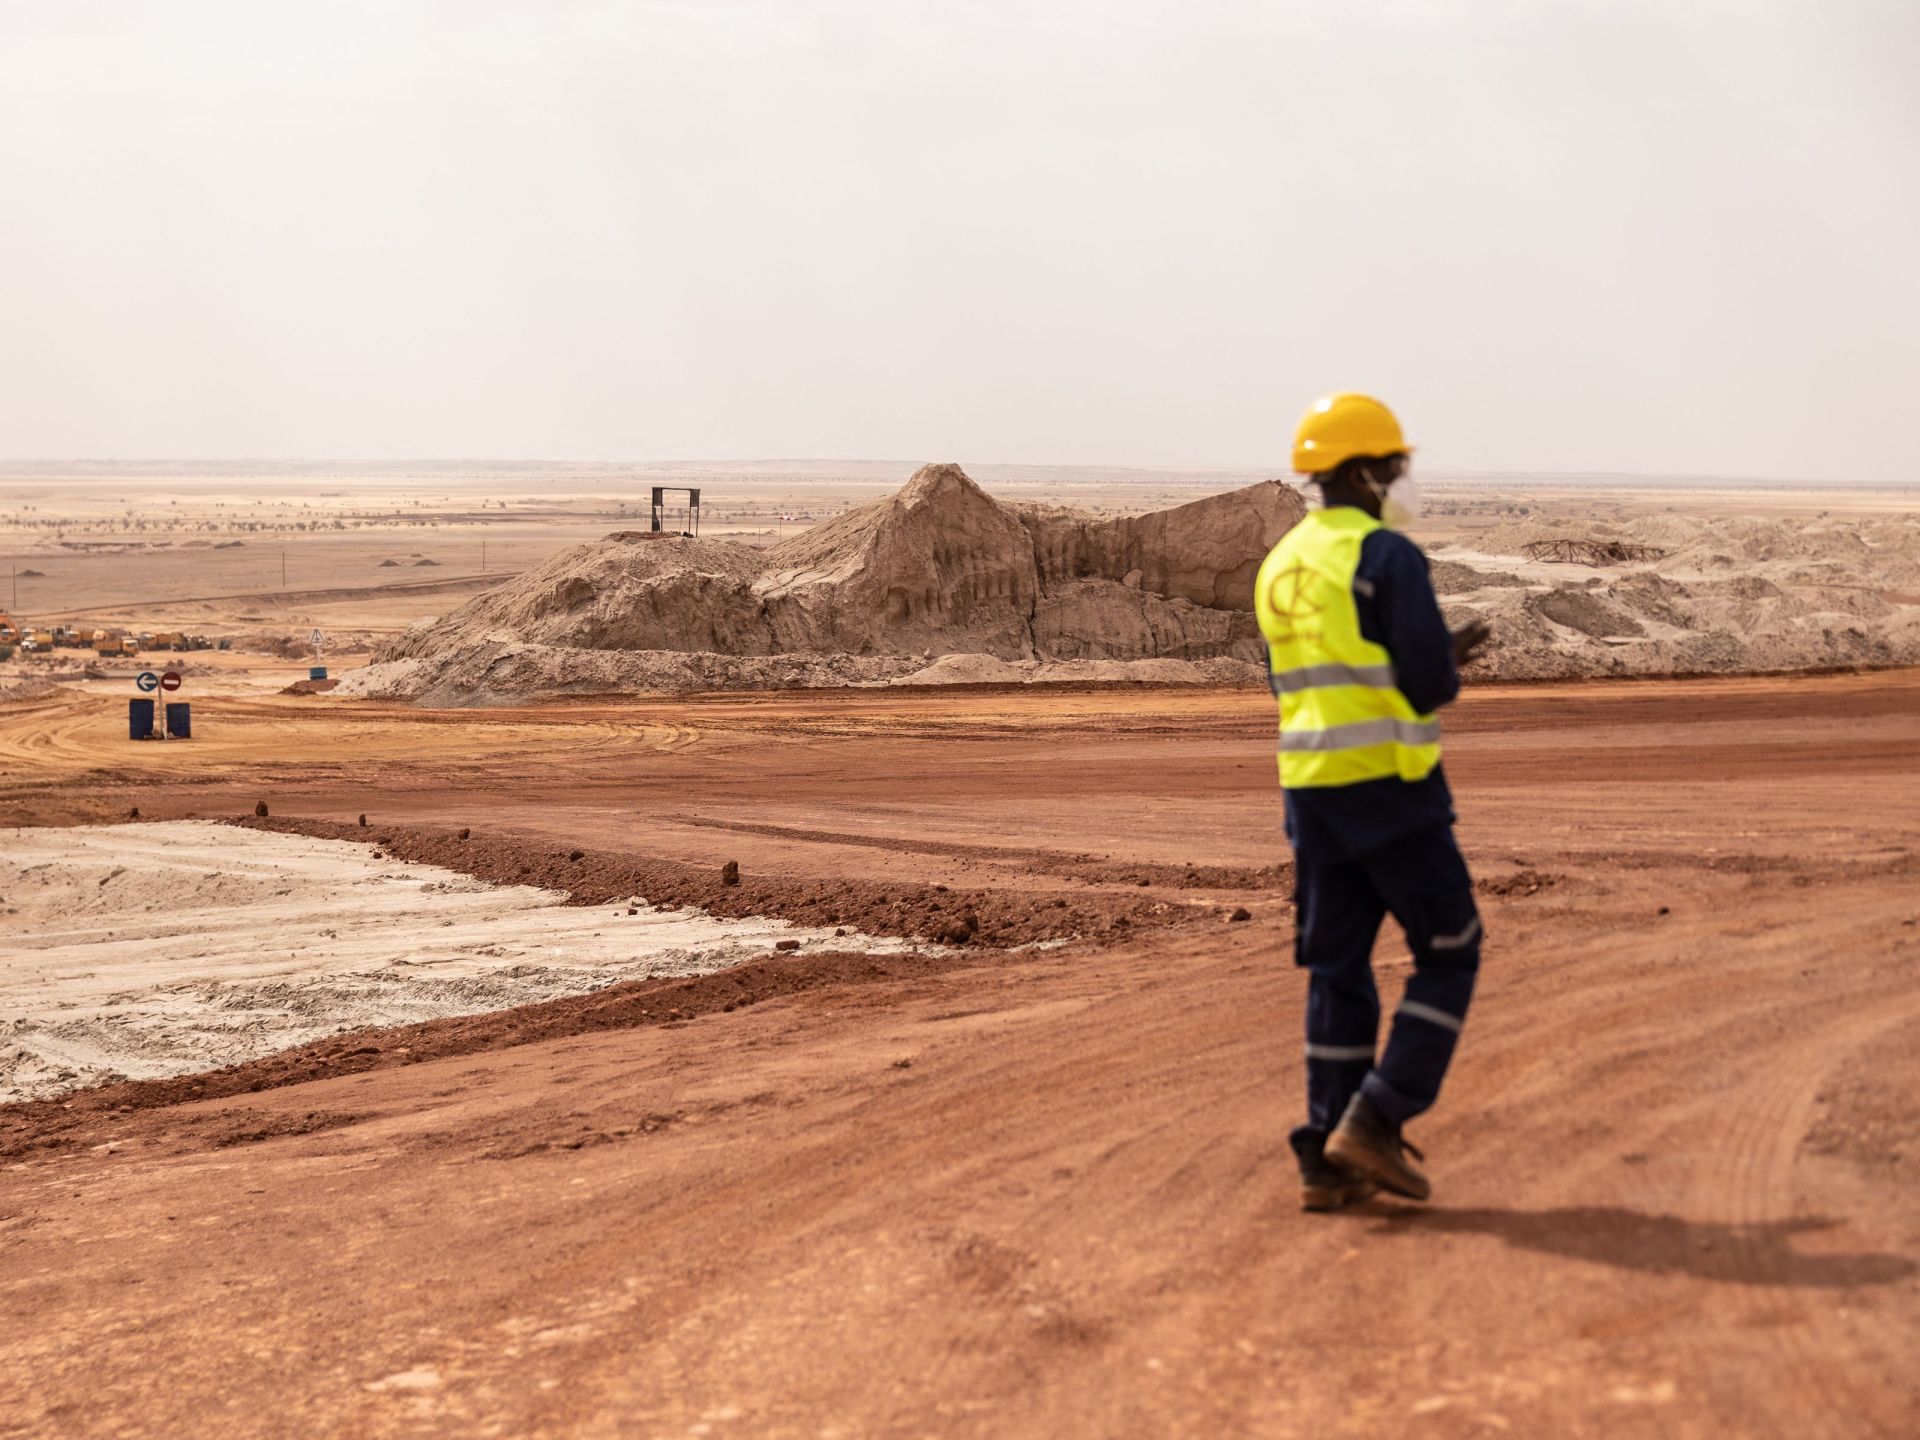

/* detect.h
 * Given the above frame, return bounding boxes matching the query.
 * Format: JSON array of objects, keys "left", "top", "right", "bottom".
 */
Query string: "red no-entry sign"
[{"left": 160, "top": 671, "right": 183, "bottom": 692}]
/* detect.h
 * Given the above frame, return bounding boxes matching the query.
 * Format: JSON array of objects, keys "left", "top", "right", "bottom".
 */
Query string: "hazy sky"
[{"left": 2, "top": 2, "right": 1916, "bottom": 479}]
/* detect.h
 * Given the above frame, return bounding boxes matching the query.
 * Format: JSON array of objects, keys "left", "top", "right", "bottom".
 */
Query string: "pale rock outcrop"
[
  {"left": 1014, "top": 481, "right": 1305, "bottom": 610},
  {"left": 1031, "top": 580, "right": 1263, "bottom": 662}
]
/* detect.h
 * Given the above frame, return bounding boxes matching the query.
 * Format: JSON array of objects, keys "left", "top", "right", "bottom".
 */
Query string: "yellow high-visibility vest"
[{"left": 1254, "top": 507, "right": 1442, "bottom": 789}]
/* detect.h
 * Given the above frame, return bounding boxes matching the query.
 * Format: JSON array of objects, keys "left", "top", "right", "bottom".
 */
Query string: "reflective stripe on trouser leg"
[
  {"left": 1295, "top": 848, "right": 1387, "bottom": 1133},
  {"left": 1306, "top": 974, "right": 1379, "bottom": 1135},
  {"left": 1357, "top": 825, "right": 1483, "bottom": 1127}
]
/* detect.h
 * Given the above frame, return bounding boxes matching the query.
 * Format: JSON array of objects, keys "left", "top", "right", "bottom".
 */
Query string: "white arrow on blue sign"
[{"left": 136, "top": 671, "right": 160, "bottom": 693}]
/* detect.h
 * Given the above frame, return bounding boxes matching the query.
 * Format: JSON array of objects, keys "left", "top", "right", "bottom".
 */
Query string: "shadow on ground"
[{"left": 1371, "top": 1206, "right": 1915, "bottom": 1288}]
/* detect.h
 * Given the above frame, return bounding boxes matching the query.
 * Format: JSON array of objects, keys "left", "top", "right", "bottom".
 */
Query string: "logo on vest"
[{"left": 1263, "top": 562, "right": 1324, "bottom": 643}]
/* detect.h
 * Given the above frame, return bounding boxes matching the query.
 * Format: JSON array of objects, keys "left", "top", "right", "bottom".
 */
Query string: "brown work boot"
[
  {"left": 1290, "top": 1128, "right": 1377, "bottom": 1212},
  {"left": 1325, "top": 1093, "right": 1430, "bottom": 1202}
]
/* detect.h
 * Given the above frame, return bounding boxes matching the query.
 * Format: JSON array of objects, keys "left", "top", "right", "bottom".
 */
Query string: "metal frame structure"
[
  {"left": 1519, "top": 538, "right": 1664, "bottom": 567},
  {"left": 650, "top": 486, "right": 702, "bottom": 537}
]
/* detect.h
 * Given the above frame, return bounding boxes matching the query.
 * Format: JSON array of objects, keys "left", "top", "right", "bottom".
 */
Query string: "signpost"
[{"left": 131, "top": 670, "right": 184, "bottom": 738}]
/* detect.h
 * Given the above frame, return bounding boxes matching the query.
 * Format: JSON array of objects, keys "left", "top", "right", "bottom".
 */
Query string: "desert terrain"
[
  {"left": 6, "top": 462, "right": 1915, "bottom": 700},
  {"left": 2, "top": 466, "right": 1918, "bottom": 1438}
]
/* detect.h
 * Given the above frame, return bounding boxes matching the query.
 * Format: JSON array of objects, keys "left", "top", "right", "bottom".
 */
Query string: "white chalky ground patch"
[{"left": 1, "top": 821, "right": 913, "bottom": 1102}]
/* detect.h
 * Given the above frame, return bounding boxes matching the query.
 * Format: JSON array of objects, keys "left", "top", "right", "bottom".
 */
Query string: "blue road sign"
[{"left": 136, "top": 671, "right": 160, "bottom": 693}]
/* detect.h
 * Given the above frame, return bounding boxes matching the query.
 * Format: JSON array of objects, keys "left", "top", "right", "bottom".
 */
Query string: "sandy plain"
[{"left": 2, "top": 466, "right": 1918, "bottom": 1438}]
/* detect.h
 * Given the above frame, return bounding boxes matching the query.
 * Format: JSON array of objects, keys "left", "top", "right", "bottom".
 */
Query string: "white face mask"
[{"left": 1380, "top": 473, "right": 1422, "bottom": 531}]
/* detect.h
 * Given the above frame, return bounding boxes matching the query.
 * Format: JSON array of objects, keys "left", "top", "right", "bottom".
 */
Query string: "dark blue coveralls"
[{"left": 1282, "top": 512, "right": 1482, "bottom": 1149}]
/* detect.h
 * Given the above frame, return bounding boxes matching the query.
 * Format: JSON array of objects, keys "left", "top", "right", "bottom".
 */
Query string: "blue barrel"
[
  {"left": 165, "top": 702, "right": 191, "bottom": 739},
  {"left": 309, "top": 666, "right": 328, "bottom": 681},
  {"left": 129, "top": 698, "right": 155, "bottom": 740}
]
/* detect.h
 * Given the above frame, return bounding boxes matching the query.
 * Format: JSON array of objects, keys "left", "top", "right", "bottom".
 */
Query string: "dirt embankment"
[{"left": 233, "top": 815, "right": 1220, "bottom": 947}]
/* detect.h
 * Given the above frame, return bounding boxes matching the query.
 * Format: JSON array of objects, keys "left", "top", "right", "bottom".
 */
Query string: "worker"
[{"left": 1255, "top": 393, "right": 1490, "bottom": 1210}]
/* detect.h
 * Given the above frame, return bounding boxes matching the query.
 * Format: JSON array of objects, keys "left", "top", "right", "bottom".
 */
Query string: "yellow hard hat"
[{"left": 1292, "top": 392, "right": 1411, "bottom": 474}]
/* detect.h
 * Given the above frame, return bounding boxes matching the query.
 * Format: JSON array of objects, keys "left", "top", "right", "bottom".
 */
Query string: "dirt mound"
[
  {"left": 366, "top": 464, "right": 1303, "bottom": 702},
  {"left": 898, "top": 653, "right": 1029, "bottom": 685},
  {"left": 0, "top": 677, "right": 60, "bottom": 703}
]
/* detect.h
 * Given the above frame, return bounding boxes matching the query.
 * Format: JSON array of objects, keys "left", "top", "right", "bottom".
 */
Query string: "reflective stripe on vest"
[
  {"left": 1254, "top": 507, "right": 1442, "bottom": 789},
  {"left": 1278, "top": 717, "right": 1442, "bottom": 752},
  {"left": 1268, "top": 661, "right": 1399, "bottom": 695}
]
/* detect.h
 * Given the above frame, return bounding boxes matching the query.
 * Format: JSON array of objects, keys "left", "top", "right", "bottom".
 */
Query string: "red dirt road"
[{"left": 3, "top": 672, "right": 1919, "bottom": 1438}]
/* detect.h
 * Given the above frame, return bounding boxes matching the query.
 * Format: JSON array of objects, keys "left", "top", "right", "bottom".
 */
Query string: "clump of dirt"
[{"left": 1478, "top": 869, "right": 1562, "bottom": 898}]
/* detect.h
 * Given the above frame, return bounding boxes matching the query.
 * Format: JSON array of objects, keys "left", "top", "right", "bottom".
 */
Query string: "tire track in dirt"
[{"left": 1717, "top": 989, "right": 1920, "bottom": 1438}]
